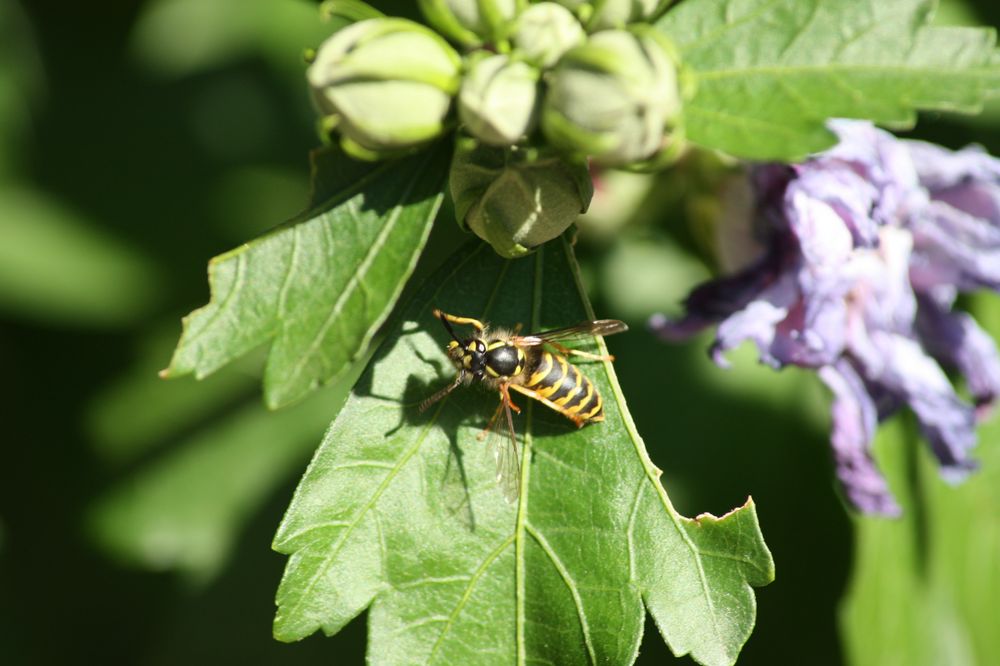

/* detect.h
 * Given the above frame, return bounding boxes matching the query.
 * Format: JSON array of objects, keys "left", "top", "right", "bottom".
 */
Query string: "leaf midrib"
[
  {"left": 282, "top": 149, "right": 439, "bottom": 390},
  {"left": 694, "top": 62, "right": 994, "bottom": 80}
]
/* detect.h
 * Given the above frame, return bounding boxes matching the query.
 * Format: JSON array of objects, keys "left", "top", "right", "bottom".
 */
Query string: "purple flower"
[{"left": 650, "top": 121, "right": 1000, "bottom": 515}]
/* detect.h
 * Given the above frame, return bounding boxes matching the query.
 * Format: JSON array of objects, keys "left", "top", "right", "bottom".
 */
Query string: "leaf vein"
[
  {"left": 673, "top": 0, "right": 787, "bottom": 53},
  {"left": 277, "top": 224, "right": 301, "bottom": 319},
  {"left": 282, "top": 176, "right": 413, "bottom": 389},
  {"left": 525, "top": 522, "right": 597, "bottom": 665},
  {"left": 278, "top": 417, "right": 440, "bottom": 623},
  {"left": 427, "top": 534, "right": 515, "bottom": 664}
]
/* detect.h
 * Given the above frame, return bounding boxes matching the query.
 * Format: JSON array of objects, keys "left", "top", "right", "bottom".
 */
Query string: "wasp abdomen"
[{"left": 525, "top": 351, "right": 603, "bottom": 424}]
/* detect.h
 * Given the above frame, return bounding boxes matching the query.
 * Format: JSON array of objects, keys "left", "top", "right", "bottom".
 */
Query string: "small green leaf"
[
  {"left": 87, "top": 326, "right": 259, "bottom": 463},
  {"left": 88, "top": 384, "right": 344, "bottom": 582},
  {"left": 320, "top": 0, "right": 385, "bottom": 23},
  {"left": 0, "top": 186, "right": 161, "bottom": 326},
  {"left": 164, "top": 142, "right": 449, "bottom": 408},
  {"left": 272, "top": 237, "right": 774, "bottom": 665},
  {"left": 659, "top": 0, "right": 1000, "bottom": 160},
  {"left": 130, "top": 0, "right": 341, "bottom": 77}
]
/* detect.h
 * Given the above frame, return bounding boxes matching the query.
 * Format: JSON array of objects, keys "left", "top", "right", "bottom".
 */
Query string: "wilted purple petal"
[
  {"left": 765, "top": 292, "right": 847, "bottom": 368},
  {"left": 787, "top": 165, "right": 880, "bottom": 248},
  {"left": 710, "top": 272, "right": 798, "bottom": 368},
  {"left": 909, "top": 201, "right": 1000, "bottom": 291},
  {"left": 819, "top": 361, "right": 901, "bottom": 516},
  {"left": 827, "top": 119, "right": 923, "bottom": 226},
  {"left": 855, "top": 227, "right": 916, "bottom": 335},
  {"left": 916, "top": 294, "right": 1000, "bottom": 415},
  {"left": 648, "top": 247, "right": 785, "bottom": 341},
  {"left": 934, "top": 180, "right": 1000, "bottom": 222},
  {"left": 904, "top": 140, "right": 1000, "bottom": 193},
  {"left": 858, "top": 331, "right": 978, "bottom": 479}
]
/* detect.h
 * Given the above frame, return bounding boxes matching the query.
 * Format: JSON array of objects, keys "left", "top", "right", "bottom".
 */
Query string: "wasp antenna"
[
  {"left": 433, "top": 309, "right": 461, "bottom": 343},
  {"left": 419, "top": 374, "right": 464, "bottom": 412}
]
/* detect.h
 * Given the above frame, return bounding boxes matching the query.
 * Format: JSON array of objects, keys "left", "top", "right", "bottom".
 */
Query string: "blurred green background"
[{"left": 2, "top": 0, "right": 999, "bottom": 664}]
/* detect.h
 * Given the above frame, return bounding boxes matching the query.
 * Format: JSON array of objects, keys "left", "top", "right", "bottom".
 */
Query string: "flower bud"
[
  {"left": 307, "top": 18, "right": 461, "bottom": 156},
  {"left": 512, "top": 3, "right": 585, "bottom": 68},
  {"left": 541, "top": 27, "right": 682, "bottom": 166},
  {"left": 418, "top": 0, "right": 524, "bottom": 47},
  {"left": 451, "top": 139, "right": 593, "bottom": 257},
  {"left": 554, "top": 0, "right": 668, "bottom": 30},
  {"left": 459, "top": 54, "right": 540, "bottom": 146}
]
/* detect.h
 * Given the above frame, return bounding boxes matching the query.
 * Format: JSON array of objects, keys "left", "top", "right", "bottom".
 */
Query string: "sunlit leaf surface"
[
  {"left": 164, "top": 143, "right": 449, "bottom": 408},
  {"left": 661, "top": 0, "right": 1000, "bottom": 160},
  {"left": 273, "top": 238, "right": 774, "bottom": 666}
]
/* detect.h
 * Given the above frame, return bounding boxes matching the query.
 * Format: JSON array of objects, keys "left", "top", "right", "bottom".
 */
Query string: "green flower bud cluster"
[{"left": 305, "top": 2, "right": 691, "bottom": 255}]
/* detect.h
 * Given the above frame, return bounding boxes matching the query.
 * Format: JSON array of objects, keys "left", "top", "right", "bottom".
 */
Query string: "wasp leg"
[
  {"left": 508, "top": 383, "right": 587, "bottom": 428},
  {"left": 478, "top": 384, "right": 521, "bottom": 441},
  {"left": 545, "top": 340, "right": 614, "bottom": 362},
  {"left": 433, "top": 309, "right": 485, "bottom": 331},
  {"left": 478, "top": 401, "right": 504, "bottom": 442},
  {"left": 501, "top": 383, "right": 521, "bottom": 414}
]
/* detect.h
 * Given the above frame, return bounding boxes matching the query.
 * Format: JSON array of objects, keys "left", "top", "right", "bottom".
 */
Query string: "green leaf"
[
  {"left": 130, "top": 0, "right": 341, "bottom": 77},
  {"left": 272, "top": 237, "right": 774, "bottom": 666},
  {"left": 88, "top": 382, "right": 347, "bottom": 582},
  {"left": 320, "top": 0, "right": 385, "bottom": 22},
  {"left": 840, "top": 294, "right": 1000, "bottom": 666},
  {"left": 87, "top": 326, "right": 260, "bottom": 463},
  {"left": 659, "top": 0, "right": 1000, "bottom": 160},
  {"left": 163, "top": 142, "right": 449, "bottom": 408},
  {"left": 0, "top": 186, "right": 162, "bottom": 326}
]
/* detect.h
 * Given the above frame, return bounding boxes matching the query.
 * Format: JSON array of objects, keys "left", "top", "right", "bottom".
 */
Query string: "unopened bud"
[
  {"left": 451, "top": 139, "right": 593, "bottom": 257},
  {"left": 459, "top": 54, "right": 540, "bottom": 145},
  {"left": 512, "top": 3, "right": 586, "bottom": 68},
  {"left": 553, "top": 0, "right": 669, "bottom": 30},
  {"left": 307, "top": 18, "right": 461, "bottom": 156},
  {"left": 419, "top": 0, "right": 524, "bottom": 47},
  {"left": 541, "top": 27, "right": 682, "bottom": 166}
]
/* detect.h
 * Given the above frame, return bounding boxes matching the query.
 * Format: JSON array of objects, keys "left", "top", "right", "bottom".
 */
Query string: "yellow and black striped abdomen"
[{"left": 523, "top": 351, "right": 603, "bottom": 424}]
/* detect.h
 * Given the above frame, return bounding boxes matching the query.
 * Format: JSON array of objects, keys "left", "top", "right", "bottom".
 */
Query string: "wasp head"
[{"left": 446, "top": 337, "right": 487, "bottom": 380}]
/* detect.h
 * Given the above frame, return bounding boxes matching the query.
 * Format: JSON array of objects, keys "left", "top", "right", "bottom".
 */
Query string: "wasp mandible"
[{"left": 420, "top": 309, "right": 628, "bottom": 501}]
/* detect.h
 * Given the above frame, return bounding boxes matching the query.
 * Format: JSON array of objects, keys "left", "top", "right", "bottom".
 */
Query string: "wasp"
[{"left": 419, "top": 308, "right": 628, "bottom": 501}]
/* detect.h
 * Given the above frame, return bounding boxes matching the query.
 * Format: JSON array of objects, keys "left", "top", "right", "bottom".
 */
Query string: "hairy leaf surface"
[
  {"left": 164, "top": 143, "right": 449, "bottom": 408},
  {"left": 273, "top": 238, "right": 774, "bottom": 666},
  {"left": 660, "top": 0, "right": 1000, "bottom": 160}
]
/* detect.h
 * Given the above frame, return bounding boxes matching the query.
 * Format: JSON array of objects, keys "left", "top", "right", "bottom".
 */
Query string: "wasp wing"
[
  {"left": 483, "top": 396, "right": 521, "bottom": 504},
  {"left": 516, "top": 319, "right": 628, "bottom": 347}
]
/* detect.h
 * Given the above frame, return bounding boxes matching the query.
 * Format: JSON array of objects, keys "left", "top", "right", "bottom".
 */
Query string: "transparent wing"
[
  {"left": 483, "top": 396, "right": 521, "bottom": 504},
  {"left": 516, "top": 319, "right": 628, "bottom": 347}
]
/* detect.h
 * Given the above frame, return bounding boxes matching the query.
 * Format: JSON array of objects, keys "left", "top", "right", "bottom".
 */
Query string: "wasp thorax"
[{"left": 485, "top": 343, "right": 521, "bottom": 377}]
